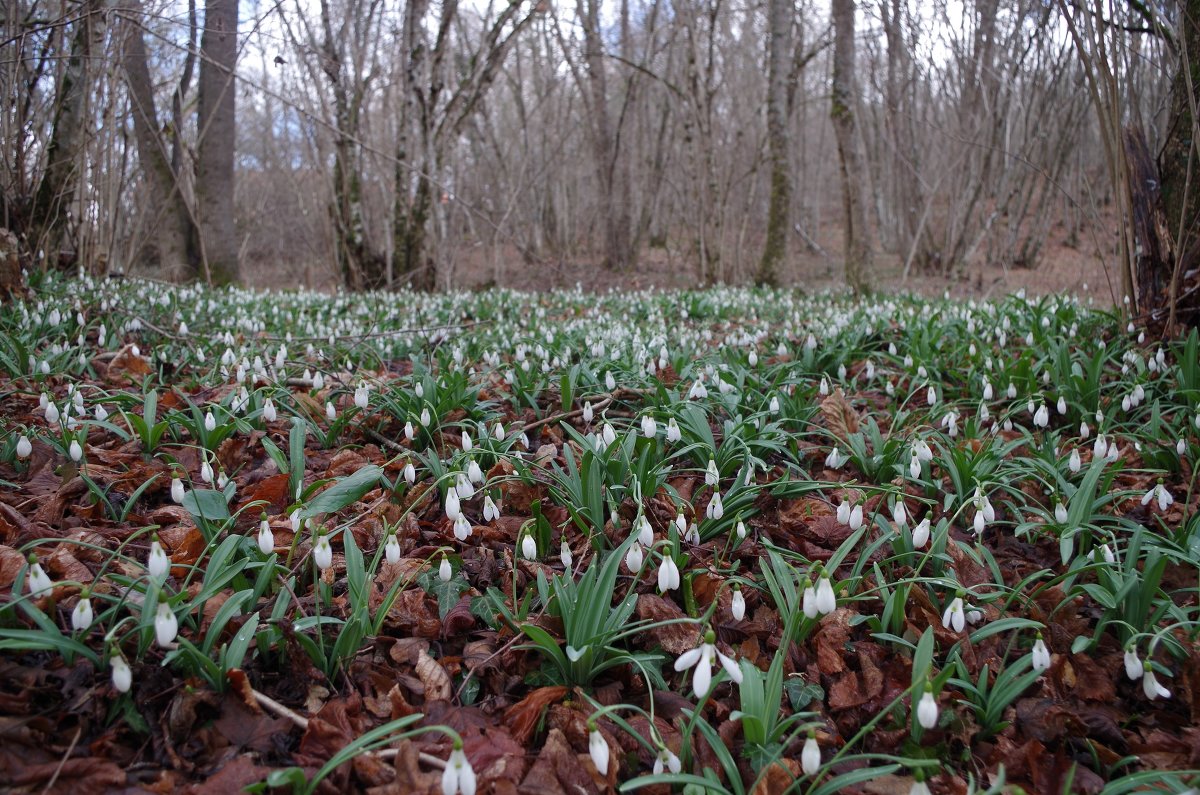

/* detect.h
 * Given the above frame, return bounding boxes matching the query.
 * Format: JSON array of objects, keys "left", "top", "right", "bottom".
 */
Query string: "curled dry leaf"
[{"left": 415, "top": 648, "right": 453, "bottom": 702}]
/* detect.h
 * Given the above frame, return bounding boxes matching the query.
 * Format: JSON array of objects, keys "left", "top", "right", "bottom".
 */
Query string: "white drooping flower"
[
  {"left": 1143, "top": 662, "right": 1171, "bottom": 700},
  {"left": 731, "top": 586, "right": 745, "bottom": 621},
  {"left": 439, "top": 556, "right": 453, "bottom": 582},
  {"left": 560, "top": 541, "right": 573, "bottom": 568},
  {"left": 911, "top": 516, "right": 931, "bottom": 548},
  {"left": 652, "top": 747, "right": 682, "bottom": 775},
  {"left": 825, "top": 447, "right": 846, "bottom": 469},
  {"left": 15, "top": 434, "right": 32, "bottom": 458},
  {"left": 1033, "top": 404, "right": 1050, "bottom": 428},
  {"left": 658, "top": 553, "right": 681, "bottom": 592},
  {"left": 706, "top": 491, "right": 724, "bottom": 520},
  {"left": 814, "top": 573, "right": 836, "bottom": 615},
  {"left": 1054, "top": 501, "right": 1068, "bottom": 524},
  {"left": 68, "top": 439, "right": 82, "bottom": 462},
  {"left": 482, "top": 496, "right": 499, "bottom": 522},
  {"left": 917, "top": 683, "right": 938, "bottom": 729},
  {"left": 455, "top": 473, "right": 474, "bottom": 500},
  {"left": 155, "top": 602, "right": 178, "bottom": 647},
  {"left": 971, "top": 488, "right": 995, "bottom": 536},
  {"left": 170, "top": 476, "right": 186, "bottom": 504},
  {"left": 404, "top": 462, "right": 417, "bottom": 485},
  {"left": 641, "top": 414, "right": 657, "bottom": 438},
  {"left": 45, "top": 401, "right": 60, "bottom": 425},
  {"left": 384, "top": 532, "right": 401, "bottom": 564},
  {"left": 262, "top": 399, "right": 277, "bottom": 423},
  {"left": 892, "top": 501, "right": 907, "bottom": 527},
  {"left": 1068, "top": 449, "right": 1081, "bottom": 473},
  {"left": 313, "top": 532, "right": 333, "bottom": 570},
  {"left": 71, "top": 592, "right": 93, "bottom": 631},
  {"left": 705, "top": 459, "right": 719, "bottom": 486},
  {"left": 204, "top": 410, "right": 216, "bottom": 432},
  {"left": 441, "top": 742, "right": 476, "bottom": 795},
  {"left": 601, "top": 423, "right": 616, "bottom": 447},
  {"left": 635, "top": 515, "right": 654, "bottom": 547},
  {"left": 520, "top": 534, "right": 537, "bottom": 560},
  {"left": 665, "top": 417, "right": 681, "bottom": 442},
  {"left": 735, "top": 520, "right": 747, "bottom": 541},
  {"left": 588, "top": 724, "right": 609, "bottom": 775},
  {"left": 26, "top": 556, "right": 52, "bottom": 598},
  {"left": 836, "top": 499, "right": 850, "bottom": 524},
  {"left": 453, "top": 515, "right": 472, "bottom": 541},
  {"left": 257, "top": 515, "right": 275, "bottom": 555},
  {"left": 674, "top": 629, "right": 743, "bottom": 699},
  {"left": 1124, "top": 646, "right": 1142, "bottom": 681},
  {"left": 909, "top": 452, "right": 922, "bottom": 479},
  {"left": 325, "top": 401, "right": 336, "bottom": 421},
  {"left": 445, "top": 489, "right": 461, "bottom": 521},
  {"left": 147, "top": 536, "right": 169, "bottom": 581},
  {"left": 1031, "top": 633, "right": 1051, "bottom": 672},
  {"left": 942, "top": 594, "right": 966, "bottom": 632},
  {"left": 466, "top": 459, "right": 484, "bottom": 484},
  {"left": 802, "top": 578, "right": 819, "bottom": 619},
  {"left": 354, "top": 383, "right": 369, "bottom": 409},
  {"left": 111, "top": 656, "right": 132, "bottom": 693},
  {"left": 404, "top": 421, "right": 416, "bottom": 441},
  {"left": 625, "top": 541, "right": 644, "bottom": 573},
  {"left": 1141, "top": 481, "right": 1174, "bottom": 511},
  {"left": 582, "top": 402, "right": 594, "bottom": 424},
  {"left": 801, "top": 733, "right": 820, "bottom": 776}
]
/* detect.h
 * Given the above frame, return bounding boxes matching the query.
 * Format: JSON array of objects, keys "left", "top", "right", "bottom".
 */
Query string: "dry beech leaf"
[
  {"left": 819, "top": 387, "right": 859, "bottom": 443},
  {"left": 416, "top": 648, "right": 453, "bottom": 702}
]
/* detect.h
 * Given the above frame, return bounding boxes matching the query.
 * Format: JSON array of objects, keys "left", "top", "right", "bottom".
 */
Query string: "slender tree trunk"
[
  {"left": 196, "top": 0, "right": 240, "bottom": 284},
  {"left": 758, "top": 0, "right": 791, "bottom": 285},
  {"left": 831, "top": 0, "right": 872, "bottom": 293},
  {"left": 122, "top": 14, "right": 196, "bottom": 278},
  {"left": 30, "top": 0, "right": 105, "bottom": 267}
]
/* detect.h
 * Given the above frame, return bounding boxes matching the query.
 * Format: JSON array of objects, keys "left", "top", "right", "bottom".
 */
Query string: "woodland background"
[{"left": 2, "top": 0, "right": 1199, "bottom": 318}]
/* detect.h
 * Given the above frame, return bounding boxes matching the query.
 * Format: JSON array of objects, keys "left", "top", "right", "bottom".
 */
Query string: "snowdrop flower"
[
  {"left": 1141, "top": 481, "right": 1174, "bottom": 511},
  {"left": 155, "top": 602, "right": 178, "bottom": 647},
  {"left": 848, "top": 504, "right": 863, "bottom": 530},
  {"left": 731, "top": 585, "right": 745, "bottom": 621},
  {"left": 912, "top": 516, "right": 931, "bottom": 548},
  {"left": 1031, "top": 632, "right": 1051, "bottom": 672},
  {"left": 917, "top": 682, "right": 939, "bottom": 729},
  {"left": 482, "top": 496, "right": 499, "bottom": 522},
  {"left": 1087, "top": 543, "right": 1116, "bottom": 565},
  {"left": 825, "top": 447, "right": 846, "bottom": 469},
  {"left": 68, "top": 439, "right": 82, "bottom": 462},
  {"left": 605, "top": 371, "right": 617, "bottom": 391},
  {"left": 802, "top": 578, "right": 819, "bottom": 619},
  {"left": 404, "top": 421, "right": 415, "bottom": 440},
  {"left": 445, "top": 490, "right": 461, "bottom": 521},
  {"left": 942, "top": 593, "right": 965, "bottom": 633},
  {"left": 801, "top": 733, "right": 820, "bottom": 776},
  {"left": 204, "top": 410, "right": 216, "bottom": 432},
  {"left": 313, "top": 532, "right": 333, "bottom": 570},
  {"left": 652, "top": 747, "right": 682, "bottom": 775},
  {"left": 658, "top": 553, "right": 681, "bottom": 592},
  {"left": 582, "top": 402, "right": 594, "bottom": 424},
  {"left": 461, "top": 430, "right": 473, "bottom": 452},
  {"left": 441, "top": 741, "right": 476, "bottom": 795},
  {"left": 631, "top": 515, "right": 652, "bottom": 547},
  {"left": 453, "top": 515, "right": 472, "bottom": 541},
  {"left": 971, "top": 488, "right": 995, "bottom": 536},
  {"left": 1057, "top": 396, "right": 1068, "bottom": 414},
  {"left": 384, "top": 532, "right": 400, "bottom": 564},
  {"left": 170, "top": 475, "right": 186, "bottom": 503},
  {"left": 735, "top": 520, "right": 747, "bottom": 541},
  {"left": 402, "top": 462, "right": 417, "bottom": 485},
  {"left": 819, "top": 377, "right": 830, "bottom": 396},
  {"left": 674, "top": 629, "right": 742, "bottom": 698},
  {"left": 420, "top": 407, "right": 431, "bottom": 426},
  {"left": 625, "top": 541, "right": 644, "bottom": 572},
  {"left": 815, "top": 573, "right": 836, "bottom": 615},
  {"left": 257, "top": 514, "right": 275, "bottom": 555},
  {"left": 836, "top": 499, "right": 850, "bottom": 524},
  {"left": 909, "top": 452, "right": 922, "bottom": 479},
  {"left": 892, "top": 501, "right": 907, "bottom": 527},
  {"left": 1124, "top": 646, "right": 1142, "bottom": 681},
  {"left": 707, "top": 492, "right": 724, "bottom": 520},
  {"left": 641, "top": 414, "right": 657, "bottom": 438},
  {"left": 927, "top": 385, "right": 937, "bottom": 406},
  {"left": 325, "top": 401, "right": 336, "bottom": 421},
  {"left": 588, "top": 723, "right": 609, "bottom": 775},
  {"left": 1080, "top": 421, "right": 1090, "bottom": 439},
  {"left": 312, "top": 372, "right": 325, "bottom": 391},
  {"left": 1068, "top": 449, "right": 1081, "bottom": 473},
  {"left": 71, "top": 591, "right": 93, "bottom": 631},
  {"left": 147, "top": 536, "right": 169, "bottom": 580},
  {"left": 601, "top": 423, "right": 616, "bottom": 447},
  {"left": 45, "top": 401, "right": 60, "bottom": 425},
  {"left": 110, "top": 656, "right": 132, "bottom": 693},
  {"left": 26, "top": 556, "right": 52, "bottom": 598},
  {"left": 688, "top": 380, "right": 708, "bottom": 399},
  {"left": 768, "top": 395, "right": 780, "bottom": 414},
  {"left": 439, "top": 556, "right": 453, "bottom": 582},
  {"left": 910, "top": 776, "right": 932, "bottom": 795},
  {"left": 455, "top": 473, "right": 474, "bottom": 500},
  {"left": 940, "top": 411, "right": 958, "bottom": 437},
  {"left": 560, "top": 541, "right": 573, "bottom": 568},
  {"left": 705, "top": 459, "right": 719, "bottom": 486},
  {"left": 1033, "top": 403, "right": 1050, "bottom": 428},
  {"left": 262, "top": 399, "right": 277, "bottom": 423},
  {"left": 1178, "top": 438, "right": 1188, "bottom": 456},
  {"left": 1093, "top": 434, "right": 1109, "bottom": 459},
  {"left": 666, "top": 417, "right": 681, "bottom": 443},
  {"left": 1054, "top": 501, "right": 1068, "bottom": 524},
  {"left": 519, "top": 532, "right": 538, "bottom": 560},
  {"left": 354, "top": 384, "right": 369, "bottom": 409},
  {"left": 16, "top": 434, "right": 32, "bottom": 459},
  {"left": 1143, "top": 662, "right": 1171, "bottom": 700}
]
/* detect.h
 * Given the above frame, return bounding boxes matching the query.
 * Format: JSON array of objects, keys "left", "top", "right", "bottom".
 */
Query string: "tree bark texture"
[
  {"left": 196, "top": 0, "right": 240, "bottom": 284},
  {"left": 831, "top": 0, "right": 872, "bottom": 293}
]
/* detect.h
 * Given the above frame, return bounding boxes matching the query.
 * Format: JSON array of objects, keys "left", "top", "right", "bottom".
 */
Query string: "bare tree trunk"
[
  {"left": 758, "top": 0, "right": 791, "bottom": 286},
  {"left": 196, "top": 0, "right": 240, "bottom": 284},
  {"left": 122, "top": 13, "right": 196, "bottom": 278},
  {"left": 30, "top": 0, "right": 105, "bottom": 268},
  {"left": 831, "top": 0, "right": 872, "bottom": 293}
]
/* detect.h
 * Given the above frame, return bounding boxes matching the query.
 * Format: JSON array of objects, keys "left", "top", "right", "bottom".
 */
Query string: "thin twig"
[
  {"left": 40, "top": 724, "right": 82, "bottom": 795},
  {"left": 252, "top": 688, "right": 310, "bottom": 729}
]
